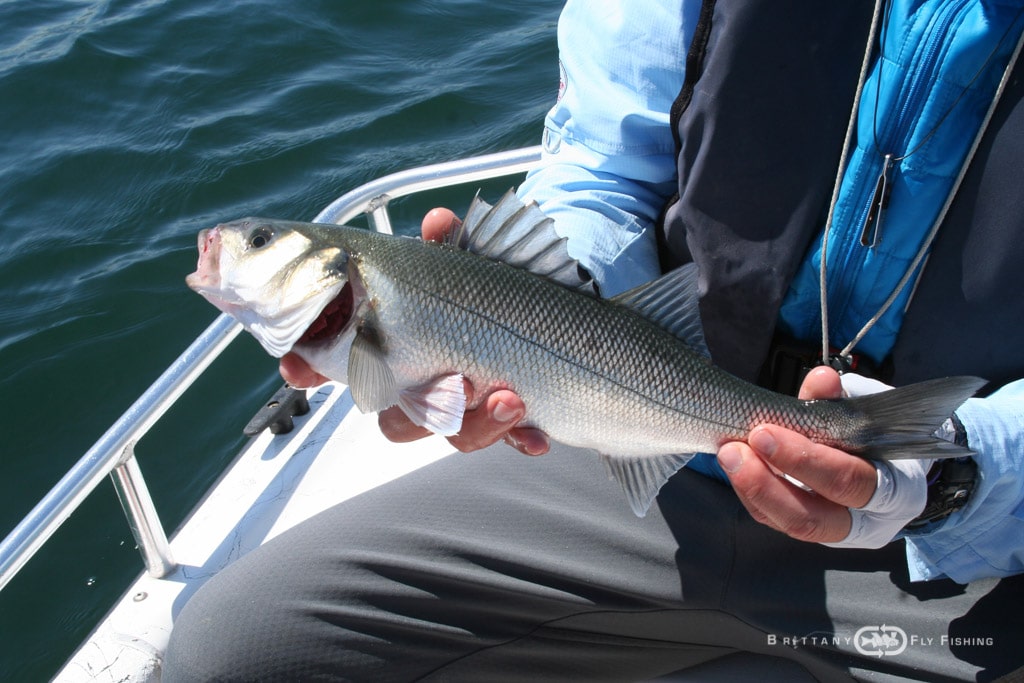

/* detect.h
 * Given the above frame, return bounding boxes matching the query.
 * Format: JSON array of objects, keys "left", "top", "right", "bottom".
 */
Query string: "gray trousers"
[{"left": 164, "top": 442, "right": 1022, "bottom": 681}]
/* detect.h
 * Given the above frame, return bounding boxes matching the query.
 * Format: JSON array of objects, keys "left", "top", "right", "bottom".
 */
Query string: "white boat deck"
[{"left": 57, "top": 382, "right": 456, "bottom": 681}]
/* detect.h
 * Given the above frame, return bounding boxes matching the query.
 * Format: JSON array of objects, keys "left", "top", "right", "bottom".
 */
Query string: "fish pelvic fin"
[
  {"left": 844, "top": 376, "right": 987, "bottom": 460},
  {"left": 397, "top": 374, "right": 467, "bottom": 437},
  {"left": 601, "top": 452, "right": 696, "bottom": 517},
  {"left": 455, "top": 190, "right": 597, "bottom": 294},
  {"left": 348, "top": 324, "right": 467, "bottom": 436}
]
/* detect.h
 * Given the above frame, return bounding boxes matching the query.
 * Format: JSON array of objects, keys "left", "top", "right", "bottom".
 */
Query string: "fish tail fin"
[{"left": 848, "top": 376, "right": 986, "bottom": 460}]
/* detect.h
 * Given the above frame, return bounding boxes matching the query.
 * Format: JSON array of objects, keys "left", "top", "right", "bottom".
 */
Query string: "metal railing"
[{"left": 0, "top": 146, "right": 542, "bottom": 592}]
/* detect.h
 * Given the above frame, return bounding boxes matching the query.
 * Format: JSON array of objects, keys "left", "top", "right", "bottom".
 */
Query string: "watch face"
[{"left": 907, "top": 458, "right": 976, "bottom": 529}]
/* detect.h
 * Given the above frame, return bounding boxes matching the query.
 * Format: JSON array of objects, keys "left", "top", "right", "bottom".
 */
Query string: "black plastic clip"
[{"left": 243, "top": 384, "right": 311, "bottom": 436}]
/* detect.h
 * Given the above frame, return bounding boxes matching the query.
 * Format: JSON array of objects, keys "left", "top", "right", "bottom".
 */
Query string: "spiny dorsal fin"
[
  {"left": 601, "top": 452, "right": 695, "bottom": 517},
  {"left": 452, "top": 190, "right": 596, "bottom": 294},
  {"left": 611, "top": 263, "right": 709, "bottom": 358}
]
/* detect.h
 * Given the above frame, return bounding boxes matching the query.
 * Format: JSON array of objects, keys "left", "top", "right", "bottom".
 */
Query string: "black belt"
[{"left": 759, "top": 333, "right": 894, "bottom": 396}]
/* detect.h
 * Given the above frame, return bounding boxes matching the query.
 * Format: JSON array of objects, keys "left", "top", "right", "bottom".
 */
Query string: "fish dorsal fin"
[
  {"left": 453, "top": 190, "right": 596, "bottom": 294},
  {"left": 601, "top": 452, "right": 695, "bottom": 517},
  {"left": 611, "top": 263, "right": 709, "bottom": 358}
]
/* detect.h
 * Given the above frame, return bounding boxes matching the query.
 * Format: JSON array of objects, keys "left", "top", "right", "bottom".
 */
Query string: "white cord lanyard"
[{"left": 818, "top": 1, "right": 1024, "bottom": 368}]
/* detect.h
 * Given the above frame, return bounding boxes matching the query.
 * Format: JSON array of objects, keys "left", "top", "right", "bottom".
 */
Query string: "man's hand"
[
  {"left": 278, "top": 207, "right": 550, "bottom": 457},
  {"left": 718, "top": 366, "right": 929, "bottom": 547},
  {"left": 717, "top": 367, "right": 879, "bottom": 544},
  {"left": 379, "top": 380, "right": 549, "bottom": 456}
]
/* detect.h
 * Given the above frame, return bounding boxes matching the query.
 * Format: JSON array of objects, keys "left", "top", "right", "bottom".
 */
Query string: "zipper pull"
[{"left": 860, "top": 153, "right": 894, "bottom": 248}]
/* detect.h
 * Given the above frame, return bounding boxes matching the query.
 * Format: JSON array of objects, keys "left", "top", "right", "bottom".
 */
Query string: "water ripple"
[{"left": 0, "top": 1, "right": 560, "bottom": 679}]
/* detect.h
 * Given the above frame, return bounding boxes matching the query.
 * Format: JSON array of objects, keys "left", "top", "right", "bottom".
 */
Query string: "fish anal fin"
[
  {"left": 600, "top": 452, "right": 695, "bottom": 517},
  {"left": 398, "top": 374, "right": 467, "bottom": 437}
]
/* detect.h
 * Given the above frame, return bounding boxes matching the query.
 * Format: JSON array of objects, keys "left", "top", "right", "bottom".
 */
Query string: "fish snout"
[{"left": 186, "top": 226, "right": 222, "bottom": 291}]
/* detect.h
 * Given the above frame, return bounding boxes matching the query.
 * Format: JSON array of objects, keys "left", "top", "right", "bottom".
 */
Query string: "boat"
[
  {"left": 0, "top": 147, "right": 544, "bottom": 682},
  {"left": 5, "top": 146, "right": 1010, "bottom": 683}
]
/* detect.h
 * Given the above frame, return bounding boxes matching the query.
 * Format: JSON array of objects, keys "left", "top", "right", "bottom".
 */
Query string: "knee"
[
  {"left": 162, "top": 547, "right": 376, "bottom": 681},
  {"left": 163, "top": 568, "right": 273, "bottom": 681}
]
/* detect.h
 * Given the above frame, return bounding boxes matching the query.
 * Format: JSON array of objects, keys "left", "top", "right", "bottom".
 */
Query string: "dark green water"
[{"left": 0, "top": 1, "right": 560, "bottom": 678}]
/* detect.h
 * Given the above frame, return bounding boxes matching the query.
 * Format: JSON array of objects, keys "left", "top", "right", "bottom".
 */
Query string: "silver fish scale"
[{"left": 347, "top": 232, "right": 854, "bottom": 457}]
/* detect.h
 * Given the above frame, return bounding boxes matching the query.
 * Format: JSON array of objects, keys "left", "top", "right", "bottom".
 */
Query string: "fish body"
[{"left": 187, "top": 192, "right": 983, "bottom": 516}]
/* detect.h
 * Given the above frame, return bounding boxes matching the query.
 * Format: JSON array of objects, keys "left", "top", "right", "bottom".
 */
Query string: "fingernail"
[
  {"left": 749, "top": 429, "right": 777, "bottom": 458},
  {"left": 492, "top": 399, "right": 521, "bottom": 424},
  {"left": 524, "top": 432, "right": 550, "bottom": 456},
  {"left": 717, "top": 444, "right": 744, "bottom": 474},
  {"left": 506, "top": 431, "right": 549, "bottom": 456}
]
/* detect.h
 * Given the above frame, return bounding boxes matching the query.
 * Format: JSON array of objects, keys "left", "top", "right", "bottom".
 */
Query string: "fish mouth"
[
  {"left": 186, "top": 227, "right": 222, "bottom": 292},
  {"left": 297, "top": 282, "right": 354, "bottom": 346}
]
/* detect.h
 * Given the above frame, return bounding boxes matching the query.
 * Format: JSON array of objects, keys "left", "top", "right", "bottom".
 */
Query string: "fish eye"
[{"left": 247, "top": 225, "right": 274, "bottom": 250}]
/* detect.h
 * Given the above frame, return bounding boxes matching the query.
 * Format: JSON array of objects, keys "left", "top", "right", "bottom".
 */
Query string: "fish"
[{"left": 186, "top": 190, "right": 985, "bottom": 517}]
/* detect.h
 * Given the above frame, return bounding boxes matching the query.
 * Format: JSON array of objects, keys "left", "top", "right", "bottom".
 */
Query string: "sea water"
[{"left": 0, "top": 1, "right": 559, "bottom": 677}]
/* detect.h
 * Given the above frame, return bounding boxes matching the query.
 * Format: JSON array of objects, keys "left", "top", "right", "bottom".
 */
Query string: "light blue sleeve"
[
  {"left": 904, "top": 378, "right": 1024, "bottom": 583},
  {"left": 516, "top": 0, "right": 701, "bottom": 297}
]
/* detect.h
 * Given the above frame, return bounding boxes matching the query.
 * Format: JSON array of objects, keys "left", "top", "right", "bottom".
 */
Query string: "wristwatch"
[{"left": 905, "top": 414, "right": 976, "bottom": 530}]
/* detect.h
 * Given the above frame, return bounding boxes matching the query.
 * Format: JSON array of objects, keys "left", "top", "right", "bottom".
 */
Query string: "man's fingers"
[
  {"left": 719, "top": 441, "right": 854, "bottom": 543},
  {"left": 378, "top": 406, "right": 433, "bottom": 443},
  {"left": 421, "top": 208, "right": 461, "bottom": 242},
  {"left": 448, "top": 390, "right": 548, "bottom": 455},
  {"left": 279, "top": 352, "right": 328, "bottom": 388},
  {"left": 745, "top": 426, "right": 877, "bottom": 509},
  {"left": 798, "top": 365, "right": 843, "bottom": 400},
  {"left": 719, "top": 364, "right": 877, "bottom": 544},
  {"left": 378, "top": 384, "right": 548, "bottom": 456},
  {"left": 503, "top": 426, "right": 550, "bottom": 457}
]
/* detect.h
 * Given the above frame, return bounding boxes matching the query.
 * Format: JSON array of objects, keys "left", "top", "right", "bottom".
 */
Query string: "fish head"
[{"left": 186, "top": 217, "right": 353, "bottom": 357}]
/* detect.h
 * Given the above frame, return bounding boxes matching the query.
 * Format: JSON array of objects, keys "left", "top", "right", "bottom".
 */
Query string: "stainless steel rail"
[
  {"left": 0, "top": 146, "right": 541, "bottom": 592},
  {"left": 313, "top": 145, "right": 542, "bottom": 228}
]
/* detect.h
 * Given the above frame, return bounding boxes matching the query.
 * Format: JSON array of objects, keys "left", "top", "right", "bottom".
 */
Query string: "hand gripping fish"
[{"left": 187, "top": 191, "right": 983, "bottom": 517}]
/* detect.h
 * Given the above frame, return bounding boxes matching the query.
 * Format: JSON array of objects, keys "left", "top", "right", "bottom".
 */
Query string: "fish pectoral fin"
[
  {"left": 347, "top": 329, "right": 398, "bottom": 413},
  {"left": 600, "top": 452, "right": 695, "bottom": 518},
  {"left": 397, "top": 374, "right": 467, "bottom": 437}
]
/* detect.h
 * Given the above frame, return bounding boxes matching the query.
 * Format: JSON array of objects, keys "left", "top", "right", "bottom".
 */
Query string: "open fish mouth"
[
  {"left": 297, "top": 282, "right": 354, "bottom": 346},
  {"left": 186, "top": 227, "right": 222, "bottom": 291}
]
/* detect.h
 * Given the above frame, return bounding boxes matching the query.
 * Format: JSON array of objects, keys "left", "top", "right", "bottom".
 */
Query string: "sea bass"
[{"left": 186, "top": 191, "right": 983, "bottom": 516}]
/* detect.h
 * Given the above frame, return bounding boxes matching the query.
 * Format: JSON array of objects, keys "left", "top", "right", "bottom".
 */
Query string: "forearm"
[
  {"left": 518, "top": 165, "right": 665, "bottom": 296},
  {"left": 515, "top": 0, "right": 698, "bottom": 296},
  {"left": 904, "top": 379, "right": 1024, "bottom": 583}
]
